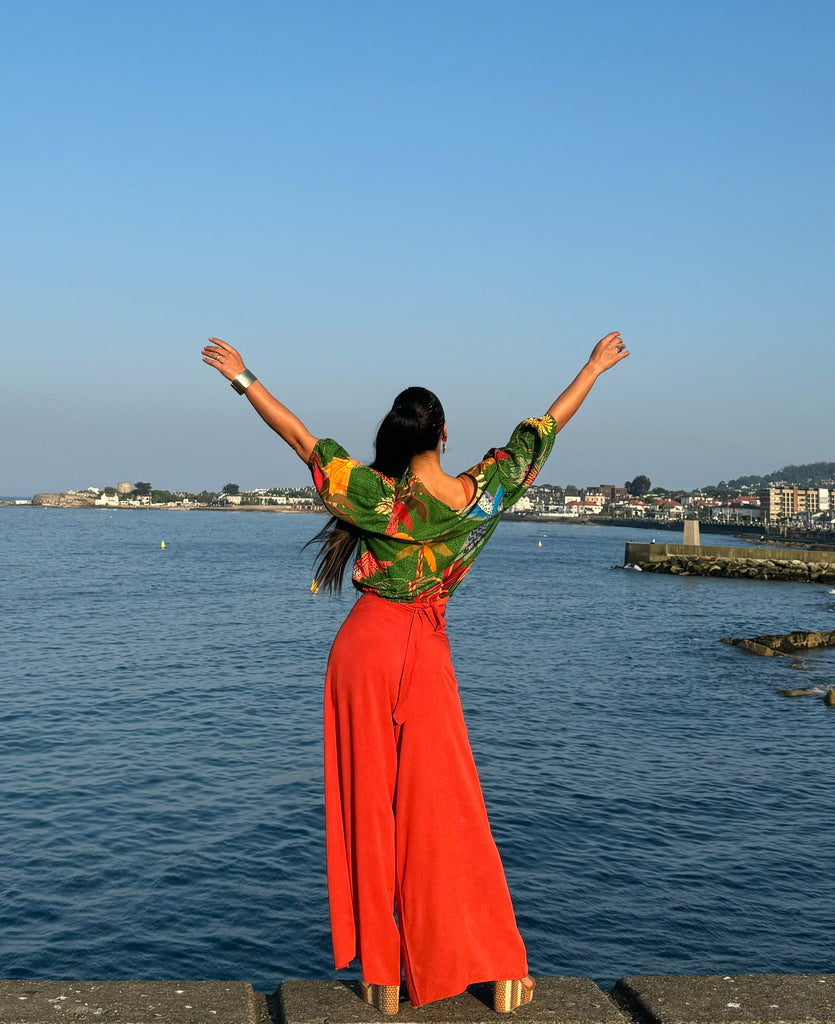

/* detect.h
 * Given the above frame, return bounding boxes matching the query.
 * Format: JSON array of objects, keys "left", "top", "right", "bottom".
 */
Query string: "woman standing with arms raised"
[{"left": 202, "top": 331, "right": 629, "bottom": 1013}]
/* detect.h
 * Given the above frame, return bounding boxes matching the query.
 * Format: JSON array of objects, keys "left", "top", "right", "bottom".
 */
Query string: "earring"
[{"left": 442, "top": 440, "right": 446, "bottom": 454}]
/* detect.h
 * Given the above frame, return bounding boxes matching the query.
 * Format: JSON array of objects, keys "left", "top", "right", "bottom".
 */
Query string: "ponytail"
[
  {"left": 309, "top": 387, "right": 445, "bottom": 594},
  {"left": 308, "top": 517, "right": 362, "bottom": 595}
]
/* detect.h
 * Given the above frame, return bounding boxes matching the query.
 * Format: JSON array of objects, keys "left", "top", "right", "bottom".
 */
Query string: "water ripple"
[{"left": 1, "top": 511, "right": 833, "bottom": 989}]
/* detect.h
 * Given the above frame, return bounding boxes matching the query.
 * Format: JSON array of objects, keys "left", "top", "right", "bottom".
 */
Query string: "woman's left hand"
[{"left": 202, "top": 337, "right": 246, "bottom": 382}]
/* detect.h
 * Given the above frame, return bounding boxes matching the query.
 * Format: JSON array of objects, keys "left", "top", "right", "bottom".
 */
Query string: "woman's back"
[
  {"left": 309, "top": 415, "right": 557, "bottom": 602},
  {"left": 407, "top": 470, "right": 473, "bottom": 511}
]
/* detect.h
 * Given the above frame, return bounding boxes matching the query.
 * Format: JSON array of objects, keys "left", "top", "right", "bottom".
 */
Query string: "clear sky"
[{"left": 2, "top": 0, "right": 833, "bottom": 496}]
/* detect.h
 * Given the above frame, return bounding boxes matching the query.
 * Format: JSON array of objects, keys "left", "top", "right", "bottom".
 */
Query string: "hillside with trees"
[{"left": 725, "top": 461, "right": 835, "bottom": 490}]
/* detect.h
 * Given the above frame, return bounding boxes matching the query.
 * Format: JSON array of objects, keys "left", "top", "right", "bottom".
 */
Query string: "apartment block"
[{"left": 758, "top": 486, "right": 831, "bottom": 521}]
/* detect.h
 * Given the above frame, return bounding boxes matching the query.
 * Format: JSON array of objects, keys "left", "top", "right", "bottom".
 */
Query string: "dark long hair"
[{"left": 309, "top": 387, "right": 445, "bottom": 594}]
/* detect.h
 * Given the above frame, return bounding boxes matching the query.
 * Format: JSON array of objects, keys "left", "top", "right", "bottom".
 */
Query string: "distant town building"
[
  {"left": 117, "top": 482, "right": 132, "bottom": 495},
  {"left": 758, "top": 486, "right": 830, "bottom": 522},
  {"left": 655, "top": 499, "right": 684, "bottom": 519},
  {"left": 617, "top": 499, "right": 650, "bottom": 516},
  {"left": 598, "top": 484, "right": 628, "bottom": 503},
  {"left": 714, "top": 498, "right": 762, "bottom": 522}
]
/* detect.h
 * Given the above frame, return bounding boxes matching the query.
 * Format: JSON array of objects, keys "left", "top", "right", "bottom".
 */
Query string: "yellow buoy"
[
  {"left": 310, "top": 579, "right": 319, "bottom": 594},
  {"left": 538, "top": 541, "right": 542, "bottom": 547},
  {"left": 160, "top": 541, "right": 165, "bottom": 549}
]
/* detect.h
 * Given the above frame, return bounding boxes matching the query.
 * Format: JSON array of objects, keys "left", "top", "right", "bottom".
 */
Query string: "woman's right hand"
[
  {"left": 546, "top": 331, "right": 630, "bottom": 430},
  {"left": 202, "top": 337, "right": 246, "bottom": 383},
  {"left": 586, "top": 331, "right": 630, "bottom": 376}
]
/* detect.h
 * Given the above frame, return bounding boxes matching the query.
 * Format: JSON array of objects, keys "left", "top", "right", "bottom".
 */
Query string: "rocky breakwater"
[
  {"left": 624, "top": 541, "right": 835, "bottom": 584},
  {"left": 721, "top": 630, "right": 835, "bottom": 705}
]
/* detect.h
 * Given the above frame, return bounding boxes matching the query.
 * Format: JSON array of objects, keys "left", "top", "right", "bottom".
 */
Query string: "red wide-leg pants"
[{"left": 324, "top": 592, "right": 527, "bottom": 1008}]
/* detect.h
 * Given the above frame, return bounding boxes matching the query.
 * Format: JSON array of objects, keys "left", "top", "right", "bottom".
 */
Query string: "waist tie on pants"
[{"left": 323, "top": 592, "right": 527, "bottom": 1008}]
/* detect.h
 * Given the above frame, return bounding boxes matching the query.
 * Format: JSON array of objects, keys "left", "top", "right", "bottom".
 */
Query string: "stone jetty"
[
  {"left": 624, "top": 542, "right": 835, "bottom": 584},
  {"left": 1, "top": 975, "right": 834, "bottom": 1024}
]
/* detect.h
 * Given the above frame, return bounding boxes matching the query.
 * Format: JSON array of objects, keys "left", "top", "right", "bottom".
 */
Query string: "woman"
[{"left": 202, "top": 332, "right": 629, "bottom": 1012}]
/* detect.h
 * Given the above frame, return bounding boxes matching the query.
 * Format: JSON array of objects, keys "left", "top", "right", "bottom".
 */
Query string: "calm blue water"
[{"left": 1, "top": 509, "right": 833, "bottom": 991}]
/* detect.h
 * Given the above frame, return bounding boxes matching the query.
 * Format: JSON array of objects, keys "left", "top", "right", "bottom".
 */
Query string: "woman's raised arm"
[
  {"left": 202, "top": 337, "right": 318, "bottom": 462},
  {"left": 546, "top": 331, "right": 629, "bottom": 432}
]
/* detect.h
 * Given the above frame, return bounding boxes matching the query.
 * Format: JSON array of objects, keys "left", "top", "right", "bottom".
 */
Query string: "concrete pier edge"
[{"left": 0, "top": 975, "right": 833, "bottom": 1024}]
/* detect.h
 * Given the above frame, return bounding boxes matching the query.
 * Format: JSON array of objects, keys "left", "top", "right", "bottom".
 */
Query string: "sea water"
[{"left": 1, "top": 509, "right": 833, "bottom": 990}]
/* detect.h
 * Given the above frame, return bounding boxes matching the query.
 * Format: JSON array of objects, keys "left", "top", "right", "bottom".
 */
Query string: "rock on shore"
[
  {"left": 721, "top": 632, "right": 835, "bottom": 706},
  {"left": 31, "top": 492, "right": 96, "bottom": 508},
  {"left": 720, "top": 631, "right": 835, "bottom": 654}
]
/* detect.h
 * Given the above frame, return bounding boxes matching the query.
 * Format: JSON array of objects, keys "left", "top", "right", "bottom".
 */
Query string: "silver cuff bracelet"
[{"left": 230, "top": 369, "right": 258, "bottom": 395}]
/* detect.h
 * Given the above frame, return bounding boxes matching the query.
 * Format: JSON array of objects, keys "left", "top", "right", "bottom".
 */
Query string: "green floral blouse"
[{"left": 308, "top": 415, "right": 557, "bottom": 602}]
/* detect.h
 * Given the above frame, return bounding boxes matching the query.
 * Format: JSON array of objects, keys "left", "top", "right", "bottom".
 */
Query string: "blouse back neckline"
[{"left": 405, "top": 471, "right": 476, "bottom": 513}]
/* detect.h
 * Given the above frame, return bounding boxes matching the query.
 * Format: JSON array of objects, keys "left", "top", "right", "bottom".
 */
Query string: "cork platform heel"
[
  {"left": 361, "top": 982, "right": 400, "bottom": 1015},
  {"left": 494, "top": 979, "right": 534, "bottom": 1013}
]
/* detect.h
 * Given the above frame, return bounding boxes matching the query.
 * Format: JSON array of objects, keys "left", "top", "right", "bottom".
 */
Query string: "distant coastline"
[
  {"left": 5, "top": 499, "right": 828, "bottom": 550},
  {"left": 0, "top": 500, "right": 324, "bottom": 514}
]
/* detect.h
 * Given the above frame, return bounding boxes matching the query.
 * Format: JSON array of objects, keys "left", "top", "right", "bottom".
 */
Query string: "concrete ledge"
[
  {"left": 0, "top": 981, "right": 260, "bottom": 1024},
  {"left": 1, "top": 978, "right": 833, "bottom": 1024},
  {"left": 612, "top": 974, "right": 835, "bottom": 1024},
  {"left": 279, "top": 978, "right": 627, "bottom": 1024}
]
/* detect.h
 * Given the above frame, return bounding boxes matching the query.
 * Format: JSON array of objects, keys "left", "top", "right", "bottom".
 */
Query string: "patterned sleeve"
[
  {"left": 472, "top": 415, "right": 557, "bottom": 511},
  {"left": 308, "top": 437, "right": 393, "bottom": 529}
]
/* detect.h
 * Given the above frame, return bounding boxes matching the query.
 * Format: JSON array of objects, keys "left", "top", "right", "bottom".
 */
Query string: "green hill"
[{"left": 726, "top": 462, "right": 835, "bottom": 490}]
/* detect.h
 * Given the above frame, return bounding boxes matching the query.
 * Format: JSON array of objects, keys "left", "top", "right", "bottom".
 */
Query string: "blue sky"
[{"left": 2, "top": 0, "right": 833, "bottom": 495}]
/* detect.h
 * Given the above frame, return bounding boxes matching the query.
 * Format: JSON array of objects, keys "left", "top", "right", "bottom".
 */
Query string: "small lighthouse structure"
[{"left": 683, "top": 514, "right": 700, "bottom": 547}]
